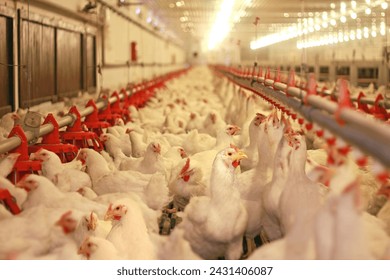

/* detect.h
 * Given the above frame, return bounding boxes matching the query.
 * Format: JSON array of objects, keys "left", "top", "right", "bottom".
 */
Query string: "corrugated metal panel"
[
  {"left": 56, "top": 29, "right": 82, "bottom": 96},
  {"left": 86, "top": 34, "right": 96, "bottom": 90},
  {"left": 19, "top": 20, "right": 55, "bottom": 107}
]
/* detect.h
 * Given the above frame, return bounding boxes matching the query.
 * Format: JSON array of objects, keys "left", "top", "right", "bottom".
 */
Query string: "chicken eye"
[
  {"left": 115, "top": 206, "right": 120, "bottom": 210},
  {"left": 87, "top": 242, "right": 92, "bottom": 247},
  {"left": 228, "top": 152, "right": 232, "bottom": 156}
]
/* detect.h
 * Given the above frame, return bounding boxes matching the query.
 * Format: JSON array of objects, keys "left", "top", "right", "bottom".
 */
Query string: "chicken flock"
[{"left": 0, "top": 66, "right": 389, "bottom": 260}]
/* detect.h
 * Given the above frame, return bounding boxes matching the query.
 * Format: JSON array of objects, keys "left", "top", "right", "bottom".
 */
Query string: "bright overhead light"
[
  {"left": 330, "top": 3, "right": 336, "bottom": 9},
  {"left": 365, "top": 0, "right": 371, "bottom": 4},
  {"left": 340, "top": 3, "right": 348, "bottom": 14},
  {"left": 208, "top": 0, "right": 235, "bottom": 50},
  {"left": 351, "top": 12, "right": 357, "bottom": 19},
  {"left": 365, "top": 7, "right": 372, "bottom": 15},
  {"left": 176, "top": 1, "right": 184, "bottom": 7},
  {"left": 351, "top": 1, "right": 357, "bottom": 9},
  {"left": 382, "top": 2, "right": 389, "bottom": 9},
  {"left": 340, "top": 15, "right": 347, "bottom": 23}
]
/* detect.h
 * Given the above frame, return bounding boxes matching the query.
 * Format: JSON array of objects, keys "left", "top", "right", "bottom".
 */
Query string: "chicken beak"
[
  {"left": 232, "top": 150, "right": 247, "bottom": 161},
  {"left": 231, "top": 150, "right": 247, "bottom": 169}
]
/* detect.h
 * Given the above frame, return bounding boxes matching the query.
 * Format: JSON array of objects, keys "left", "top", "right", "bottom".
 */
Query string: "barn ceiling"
[{"left": 142, "top": 0, "right": 389, "bottom": 51}]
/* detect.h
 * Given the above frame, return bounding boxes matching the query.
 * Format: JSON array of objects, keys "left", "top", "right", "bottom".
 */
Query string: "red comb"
[
  {"left": 335, "top": 79, "right": 353, "bottom": 125},
  {"left": 179, "top": 158, "right": 191, "bottom": 175}
]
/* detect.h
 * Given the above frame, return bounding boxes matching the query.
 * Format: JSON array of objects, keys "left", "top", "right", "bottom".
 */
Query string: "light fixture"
[
  {"left": 365, "top": 7, "right": 372, "bottom": 15},
  {"left": 340, "top": 2, "right": 347, "bottom": 14},
  {"left": 208, "top": 0, "right": 236, "bottom": 50},
  {"left": 176, "top": 1, "right": 185, "bottom": 7},
  {"left": 382, "top": 2, "right": 389, "bottom": 9}
]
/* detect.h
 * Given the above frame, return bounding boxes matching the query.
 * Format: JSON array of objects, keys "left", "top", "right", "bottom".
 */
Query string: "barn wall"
[{"left": 0, "top": 0, "right": 187, "bottom": 115}]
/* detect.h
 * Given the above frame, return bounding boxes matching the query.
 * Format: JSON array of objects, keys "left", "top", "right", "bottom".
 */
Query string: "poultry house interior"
[{"left": 0, "top": 0, "right": 390, "bottom": 278}]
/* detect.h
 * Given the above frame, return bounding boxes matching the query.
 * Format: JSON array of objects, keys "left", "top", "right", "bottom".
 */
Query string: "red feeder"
[
  {"left": 60, "top": 106, "right": 104, "bottom": 152},
  {"left": 370, "top": 94, "right": 388, "bottom": 121},
  {"left": 357, "top": 92, "right": 371, "bottom": 114},
  {"left": 0, "top": 188, "right": 21, "bottom": 215},
  {"left": 83, "top": 99, "right": 110, "bottom": 136},
  {"left": 28, "top": 114, "right": 78, "bottom": 162},
  {"left": 111, "top": 90, "right": 131, "bottom": 123},
  {"left": 7, "top": 126, "right": 41, "bottom": 184},
  {"left": 97, "top": 96, "right": 122, "bottom": 126}
]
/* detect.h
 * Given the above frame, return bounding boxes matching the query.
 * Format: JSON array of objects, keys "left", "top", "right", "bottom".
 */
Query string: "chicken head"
[
  {"left": 55, "top": 210, "right": 78, "bottom": 234},
  {"left": 76, "top": 149, "right": 88, "bottom": 163},
  {"left": 178, "top": 158, "right": 194, "bottom": 182},
  {"left": 222, "top": 145, "right": 247, "bottom": 169},
  {"left": 151, "top": 142, "right": 161, "bottom": 154},
  {"left": 104, "top": 203, "right": 128, "bottom": 221},
  {"left": 16, "top": 174, "right": 39, "bottom": 192},
  {"left": 254, "top": 113, "right": 266, "bottom": 127},
  {"left": 225, "top": 125, "right": 241, "bottom": 136},
  {"left": 178, "top": 147, "right": 187, "bottom": 158},
  {"left": 78, "top": 236, "right": 97, "bottom": 259},
  {"left": 30, "top": 148, "right": 49, "bottom": 161}
]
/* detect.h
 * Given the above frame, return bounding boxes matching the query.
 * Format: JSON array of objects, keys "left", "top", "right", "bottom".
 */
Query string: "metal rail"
[
  {"left": 216, "top": 67, "right": 390, "bottom": 168},
  {"left": 254, "top": 70, "right": 390, "bottom": 109},
  {"left": 0, "top": 68, "right": 188, "bottom": 155}
]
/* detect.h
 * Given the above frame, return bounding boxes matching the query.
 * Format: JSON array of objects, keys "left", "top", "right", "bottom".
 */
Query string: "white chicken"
[
  {"left": 16, "top": 174, "right": 107, "bottom": 217},
  {"left": 119, "top": 141, "right": 164, "bottom": 174},
  {"left": 78, "top": 236, "right": 121, "bottom": 260},
  {"left": 77, "top": 148, "right": 151, "bottom": 195},
  {"left": 73, "top": 211, "right": 112, "bottom": 246},
  {"left": 179, "top": 146, "right": 248, "bottom": 259},
  {"left": 0, "top": 176, "right": 27, "bottom": 209},
  {"left": 168, "top": 158, "right": 207, "bottom": 210},
  {"left": 278, "top": 132, "right": 326, "bottom": 235},
  {"left": 376, "top": 182, "right": 390, "bottom": 235},
  {"left": 0, "top": 153, "right": 20, "bottom": 178},
  {"left": 31, "top": 148, "right": 92, "bottom": 192},
  {"left": 104, "top": 198, "right": 157, "bottom": 259}
]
